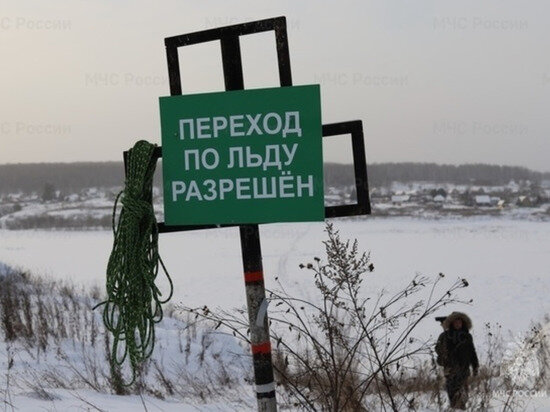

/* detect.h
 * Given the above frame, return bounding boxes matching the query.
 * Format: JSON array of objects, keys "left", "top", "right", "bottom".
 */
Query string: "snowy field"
[{"left": 1, "top": 217, "right": 549, "bottom": 346}]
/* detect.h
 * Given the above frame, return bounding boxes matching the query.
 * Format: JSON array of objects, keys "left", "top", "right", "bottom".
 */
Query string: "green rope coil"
[{"left": 95, "top": 140, "right": 173, "bottom": 384}]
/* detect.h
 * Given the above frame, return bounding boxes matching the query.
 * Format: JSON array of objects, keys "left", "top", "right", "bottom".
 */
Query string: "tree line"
[
  {"left": 324, "top": 162, "right": 549, "bottom": 188},
  {"left": 0, "top": 161, "right": 548, "bottom": 195}
]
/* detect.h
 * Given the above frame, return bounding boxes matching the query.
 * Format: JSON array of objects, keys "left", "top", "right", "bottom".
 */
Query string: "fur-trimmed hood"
[{"left": 442, "top": 312, "right": 472, "bottom": 331}]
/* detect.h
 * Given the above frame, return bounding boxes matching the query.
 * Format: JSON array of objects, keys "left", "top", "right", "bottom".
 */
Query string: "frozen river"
[{"left": 1, "top": 217, "right": 549, "bottom": 342}]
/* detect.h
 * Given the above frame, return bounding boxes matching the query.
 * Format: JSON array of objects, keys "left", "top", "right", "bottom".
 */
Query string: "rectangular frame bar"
[
  {"left": 323, "top": 120, "right": 371, "bottom": 218},
  {"left": 165, "top": 16, "right": 291, "bottom": 94}
]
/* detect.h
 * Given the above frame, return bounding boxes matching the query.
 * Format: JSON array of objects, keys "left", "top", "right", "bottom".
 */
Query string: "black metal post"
[
  {"left": 219, "top": 34, "right": 277, "bottom": 411},
  {"left": 239, "top": 225, "right": 277, "bottom": 409}
]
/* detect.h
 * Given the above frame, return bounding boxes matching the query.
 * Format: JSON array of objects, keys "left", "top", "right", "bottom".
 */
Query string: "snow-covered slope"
[{"left": 0, "top": 269, "right": 253, "bottom": 410}]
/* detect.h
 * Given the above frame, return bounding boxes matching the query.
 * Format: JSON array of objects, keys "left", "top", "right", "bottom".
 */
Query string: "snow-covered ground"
[
  {"left": 0, "top": 262, "right": 253, "bottom": 411},
  {"left": 0, "top": 390, "right": 246, "bottom": 412},
  {"left": 1, "top": 217, "right": 549, "bottom": 410}
]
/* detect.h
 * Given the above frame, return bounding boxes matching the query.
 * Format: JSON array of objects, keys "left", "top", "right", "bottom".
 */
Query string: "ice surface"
[{"left": 0, "top": 218, "right": 548, "bottom": 338}]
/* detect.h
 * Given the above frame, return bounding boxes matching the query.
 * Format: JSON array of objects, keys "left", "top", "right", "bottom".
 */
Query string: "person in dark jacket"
[{"left": 435, "top": 312, "right": 479, "bottom": 410}]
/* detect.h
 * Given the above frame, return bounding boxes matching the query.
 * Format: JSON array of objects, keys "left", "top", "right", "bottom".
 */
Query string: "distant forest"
[
  {"left": 0, "top": 161, "right": 548, "bottom": 194},
  {"left": 324, "top": 162, "right": 550, "bottom": 188}
]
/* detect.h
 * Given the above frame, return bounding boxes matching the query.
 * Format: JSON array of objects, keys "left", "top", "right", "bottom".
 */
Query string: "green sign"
[{"left": 159, "top": 85, "right": 324, "bottom": 225}]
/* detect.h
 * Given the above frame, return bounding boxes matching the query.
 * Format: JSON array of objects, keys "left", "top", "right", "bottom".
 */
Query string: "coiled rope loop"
[{"left": 95, "top": 140, "right": 173, "bottom": 384}]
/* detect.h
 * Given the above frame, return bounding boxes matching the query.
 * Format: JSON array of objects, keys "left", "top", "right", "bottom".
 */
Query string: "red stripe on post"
[
  {"left": 244, "top": 271, "right": 264, "bottom": 283},
  {"left": 251, "top": 341, "right": 272, "bottom": 355}
]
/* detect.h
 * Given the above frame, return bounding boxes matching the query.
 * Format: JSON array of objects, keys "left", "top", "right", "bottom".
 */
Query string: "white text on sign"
[{"left": 179, "top": 112, "right": 303, "bottom": 139}]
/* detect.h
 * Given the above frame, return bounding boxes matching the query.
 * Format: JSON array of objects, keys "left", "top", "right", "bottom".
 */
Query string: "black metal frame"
[
  {"left": 323, "top": 121, "right": 370, "bottom": 218},
  {"left": 165, "top": 16, "right": 292, "bottom": 93},
  {"left": 121, "top": 16, "right": 371, "bottom": 409},
  {"left": 124, "top": 16, "right": 371, "bottom": 232}
]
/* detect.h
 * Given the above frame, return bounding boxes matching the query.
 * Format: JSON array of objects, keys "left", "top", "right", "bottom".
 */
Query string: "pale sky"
[{"left": 1, "top": 0, "right": 548, "bottom": 171}]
